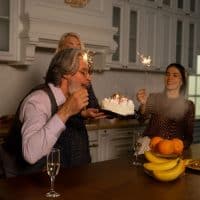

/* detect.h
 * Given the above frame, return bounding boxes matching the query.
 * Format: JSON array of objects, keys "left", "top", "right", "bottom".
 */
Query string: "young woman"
[{"left": 136, "top": 63, "right": 195, "bottom": 149}]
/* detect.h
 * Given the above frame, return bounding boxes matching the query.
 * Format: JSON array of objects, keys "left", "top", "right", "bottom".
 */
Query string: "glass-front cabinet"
[
  {"left": 111, "top": 0, "right": 199, "bottom": 72},
  {"left": 0, "top": 0, "right": 20, "bottom": 62},
  {"left": 175, "top": 0, "right": 199, "bottom": 72},
  {"left": 0, "top": 0, "right": 10, "bottom": 52},
  {"left": 112, "top": 0, "right": 139, "bottom": 70}
]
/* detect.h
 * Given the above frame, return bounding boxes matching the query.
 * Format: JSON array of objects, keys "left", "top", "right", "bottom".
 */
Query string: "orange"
[
  {"left": 157, "top": 139, "right": 174, "bottom": 155},
  {"left": 150, "top": 136, "right": 163, "bottom": 151},
  {"left": 172, "top": 138, "right": 184, "bottom": 154}
]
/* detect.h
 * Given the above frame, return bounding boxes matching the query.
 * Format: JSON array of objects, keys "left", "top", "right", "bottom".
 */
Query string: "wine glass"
[
  {"left": 132, "top": 132, "right": 142, "bottom": 166},
  {"left": 46, "top": 148, "right": 60, "bottom": 198}
]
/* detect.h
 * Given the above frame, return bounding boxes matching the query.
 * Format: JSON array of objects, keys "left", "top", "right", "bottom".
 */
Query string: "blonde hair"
[{"left": 56, "top": 32, "right": 85, "bottom": 53}]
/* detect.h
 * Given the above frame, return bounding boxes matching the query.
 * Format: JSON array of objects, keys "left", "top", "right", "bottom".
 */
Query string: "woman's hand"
[
  {"left": 136, "top": 89, "right": 148, "bottom": 105},
  {"left": 81, "top": 108, "right": 106, "bottom": 119}
]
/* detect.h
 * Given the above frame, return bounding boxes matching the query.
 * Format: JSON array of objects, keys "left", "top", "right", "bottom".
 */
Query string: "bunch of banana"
[
  {"left": 143, "top": 151, "right": 185, "bottom": 182},
  {"left": 144, "top": 151, "right": 171, "bottom": 163},
  {"left": 152, "top": 159, "right": 185, "bottom": 182},
  {"left": 144, "top": 158, "right": 179, "bottom": 171}
]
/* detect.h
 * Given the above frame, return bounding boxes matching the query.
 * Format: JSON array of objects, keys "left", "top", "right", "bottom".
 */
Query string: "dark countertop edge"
[{"left": 86, "top": 118, "right": 143, "bottom": 131}]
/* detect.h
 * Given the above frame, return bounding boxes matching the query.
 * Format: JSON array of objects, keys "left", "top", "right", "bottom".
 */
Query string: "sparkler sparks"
[
  {"left": 83, "top": 50, "right": 95, "bottom": 69},
  {"left": 137, "top": 52, "right": 152, "bottom": 67},
  {"left": 137, "top": 52, "right": 152, "bottom": 89}
]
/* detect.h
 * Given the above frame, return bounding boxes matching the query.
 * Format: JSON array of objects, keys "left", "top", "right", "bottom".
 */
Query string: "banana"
[
  {"left": 153, "top": 159, "right": 185, "bottom": 182},
  {"left": 143, "top": 158, "right": 179, "bottom": 171},
  {"left": 144, "top": 151, "right": 170, "bottom": 163}
]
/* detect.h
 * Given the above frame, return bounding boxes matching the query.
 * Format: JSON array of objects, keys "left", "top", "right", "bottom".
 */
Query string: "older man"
[
  {"left": 56, "top": 32, "right": 104, "bottom": 119},
  {"left": 1, "top": 49, "right": 93, "bottom": 177}
]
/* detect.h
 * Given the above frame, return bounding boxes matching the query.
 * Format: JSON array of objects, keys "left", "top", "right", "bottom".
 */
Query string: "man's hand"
[
  {"left": 57, "top": 88, "right": 89, "bottom": 122},
  {"left": 81, "top": 108, "right": 106, "bottom": 119}
]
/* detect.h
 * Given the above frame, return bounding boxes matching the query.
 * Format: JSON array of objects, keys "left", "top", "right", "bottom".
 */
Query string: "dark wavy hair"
[
  {"left": 166, "top": 63, "right": 187, "bottom": 95},
  {"left": 45, "top": 48, "right": 83, "bottom": 86}
]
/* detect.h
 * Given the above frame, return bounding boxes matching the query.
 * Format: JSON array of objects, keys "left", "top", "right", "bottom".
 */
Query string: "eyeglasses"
[
  {"left": 62, "top": 68, "right": 93, "bottom": 80},
  {"left": 78, "top": 69, "right": 93, "bottom": 77}
]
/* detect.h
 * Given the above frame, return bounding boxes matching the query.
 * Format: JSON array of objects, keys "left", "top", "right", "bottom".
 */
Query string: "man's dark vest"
[{"left": 2, "top": 84, "right": 91, "bottom": 176}]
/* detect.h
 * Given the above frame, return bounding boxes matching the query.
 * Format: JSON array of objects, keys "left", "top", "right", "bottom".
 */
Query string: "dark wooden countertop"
[
  {"left": 0, "top": 118, "right": 143, "bottom": 139},
  {"left": 86, "top": 118, "right": 142, "bottom": 131},
  {"left": 0, "top": 144, "right": 200, "bottom": 200}
]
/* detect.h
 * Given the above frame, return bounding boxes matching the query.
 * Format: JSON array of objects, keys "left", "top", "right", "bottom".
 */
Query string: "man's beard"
[{"left": 68, "top": 80, "right": 87, "bottom": 94}]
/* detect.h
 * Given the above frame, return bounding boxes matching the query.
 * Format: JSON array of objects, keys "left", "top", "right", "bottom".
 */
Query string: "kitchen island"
[{"left": 0, "top": 144, "right": 200, "bottom": 200}]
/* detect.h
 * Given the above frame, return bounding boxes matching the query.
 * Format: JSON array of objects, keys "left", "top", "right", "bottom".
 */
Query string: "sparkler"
[
  {"left": 83, "top": 50, "right": 95, "bottom": 69},
  {"left": 137, "top": 52, "right": 152, "bottom": 88}
]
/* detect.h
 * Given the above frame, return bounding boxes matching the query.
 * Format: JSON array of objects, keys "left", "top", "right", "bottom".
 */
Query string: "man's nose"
[{"left": 86, "top": 73, "right": 92, "bottom": 81}]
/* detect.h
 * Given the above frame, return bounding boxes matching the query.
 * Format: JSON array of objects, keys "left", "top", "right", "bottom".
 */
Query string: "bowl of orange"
[{"left": 149, "top": 136, "right": 184, "bottom": 158}]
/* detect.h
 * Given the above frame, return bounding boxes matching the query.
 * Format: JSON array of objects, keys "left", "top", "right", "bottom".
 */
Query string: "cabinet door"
[
  {"left": 175, "top": 16, "right": 197, "bottom": 71},
  {"left": 0, "top": 0, "right": 9, "bottom": 52},
  {"left": 142, "top": 5, "right": 174, "bottom": 71},
  {"left": 110, "top": 128, "right": 133, "bottom": 159},
  {"left": 98, "top": 129, "right": 110, "bottom": 161},
  {"left": 112, "top": 0, "right": 140, "bottom": 70},
  {"left": 88, "top": 130, "right": 99, "bottom": 163},
  {"left": 97, "top": 128, "right": 133, "bottom": 161},
  {"left": 107, "top": 128, "right": 134, "bottom": 159},
  {"left": 0, "top": 0, "right": 19, "bottom": 61},
  {"left": 156, "top": 10, "right": 173, "bottom": 69}
]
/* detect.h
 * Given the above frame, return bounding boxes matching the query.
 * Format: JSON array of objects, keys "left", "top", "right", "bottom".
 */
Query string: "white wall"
[{"left": 0, "top": 49, "right": 164, "bottom": 115}]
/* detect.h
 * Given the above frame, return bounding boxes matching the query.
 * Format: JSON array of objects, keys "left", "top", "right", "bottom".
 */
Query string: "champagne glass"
[
  {"left": 46, "top": 148, "right": 60, "bottom": 198},
  {"left": 132, "top": 132, "right": 142, "bottom": 166}
]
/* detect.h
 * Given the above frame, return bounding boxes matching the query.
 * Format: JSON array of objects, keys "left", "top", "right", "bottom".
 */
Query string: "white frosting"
[{"left": 101, "top": 94, "right": 135, "bottom": 116}]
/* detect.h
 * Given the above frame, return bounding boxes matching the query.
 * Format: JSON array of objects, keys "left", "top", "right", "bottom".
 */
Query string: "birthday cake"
[{"left": 101, "top": 94, "right": 135, "bottom": 116}]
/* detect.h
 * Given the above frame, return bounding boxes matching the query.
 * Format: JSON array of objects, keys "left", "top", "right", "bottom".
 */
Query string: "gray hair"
[
  {"left": 55, "top": 32, "right": 85, "bottom": 53},
  {"left": 45, "top": 48, "right": 84, "bottom": 85}
]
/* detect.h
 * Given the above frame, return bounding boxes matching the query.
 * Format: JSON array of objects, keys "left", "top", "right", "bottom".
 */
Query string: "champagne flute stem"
[
  {"left": 50, "top": 176, "right": 55, "bottom": 192},
  {"left": 135, "top": 153, "right": 138, "bottom": 162}
]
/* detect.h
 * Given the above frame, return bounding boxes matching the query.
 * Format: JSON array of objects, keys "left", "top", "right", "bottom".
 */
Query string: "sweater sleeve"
[{"left": 183, "top": 100, "right": 195, "bottom": 149}]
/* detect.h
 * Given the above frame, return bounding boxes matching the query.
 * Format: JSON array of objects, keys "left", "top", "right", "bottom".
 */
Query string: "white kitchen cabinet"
[
  {"left": 97, "top": 128, "right": 135, "bottom": 161},
  {"left": 108, "top": 128, "right": 134, "bottom": 159},
  {"left": 0, "top": 0, "right": 20, "bottom": 62},
  {"left": 175, "top": 16, "right": 197, "bottom": 72},
  {"left": 88, "top": 130, "right": 99, "bottom": 163},
  {"left": 88, "top": 128, "right": 135, "bottom": 162},
  {"left": 174, "top": 0, "right": 199, "bottom": 72},
  {"left": 111, "top": 0, "right": 173, "bottom": 71},
  {"left": 111, "top": 0, "right": 140, "bottom": 70},
  {"left": 0, "top": 0, "right": 116, "bottom": 66},
  {"left": 111, "top": 0, "right": 199, "bottom": 72}
]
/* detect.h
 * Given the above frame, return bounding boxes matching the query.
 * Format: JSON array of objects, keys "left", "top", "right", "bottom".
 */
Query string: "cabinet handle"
[
  {"left": 101, "top": 130, "right": 108, "bottom": 137},
  {"left": 89, "top": 144, "right": 98, "bottom": 148}
]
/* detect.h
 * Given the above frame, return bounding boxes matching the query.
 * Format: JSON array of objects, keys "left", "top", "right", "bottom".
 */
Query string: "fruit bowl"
[{"left": 151, "top": 151, "right": 180, "bottom": 159}]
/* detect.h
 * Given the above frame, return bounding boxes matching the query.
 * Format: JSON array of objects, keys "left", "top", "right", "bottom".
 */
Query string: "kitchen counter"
[
  {"left": 0, "top": 143, "right": 200, "bottom": 200},
  {"left": 86, "top": 118, "right": 142, "bottom": 131},
  {"left": 0, "top": 118, "right": 143, "bottom": 140}
]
